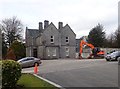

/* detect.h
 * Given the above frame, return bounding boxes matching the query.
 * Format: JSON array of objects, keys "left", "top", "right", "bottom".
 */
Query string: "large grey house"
[{"left": 26, "top": 20, "right": 76, "bottom": 59}]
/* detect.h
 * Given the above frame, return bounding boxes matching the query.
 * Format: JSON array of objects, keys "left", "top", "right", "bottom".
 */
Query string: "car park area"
[{"left": 22, "top": 59, "right": 118, "bottom": 87}]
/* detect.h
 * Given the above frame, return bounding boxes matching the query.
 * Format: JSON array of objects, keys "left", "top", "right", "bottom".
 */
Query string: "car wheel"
[
  {"left": 118, "top": 57, "right": 120, "bottom": 65},
  {"left": 106, "top": 59, "right": 109, "bottom": 61},
  {"left": 116, "top": 57, "right": 120, "bottom": 61}
]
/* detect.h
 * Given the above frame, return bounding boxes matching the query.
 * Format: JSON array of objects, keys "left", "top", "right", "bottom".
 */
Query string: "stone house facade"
[{"left": 26, "top": 20, "right": 76, "bottom": 59}]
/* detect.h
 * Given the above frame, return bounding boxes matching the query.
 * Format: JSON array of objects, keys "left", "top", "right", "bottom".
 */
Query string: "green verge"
[{"left": 17, "top": 73, "right": 59, "bottom": 89}]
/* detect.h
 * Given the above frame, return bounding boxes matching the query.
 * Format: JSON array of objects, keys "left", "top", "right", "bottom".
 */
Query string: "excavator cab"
[
  {"left": 91, "top": 47, "right": 104, "bottom": 58},
  {"left": 92, "top": 47, "right": 100, "bottom": 55}
]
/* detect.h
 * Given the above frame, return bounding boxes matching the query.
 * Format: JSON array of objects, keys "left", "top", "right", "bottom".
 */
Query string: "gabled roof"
[
  {"left": 44, "top": 22, "right": 58, "bottom": 32},
  {"left": 26, "top": 22, "right": 76, "bottom": 38},
  {"left": 62, "top": 24, "right": 76, "bottom": 36}
]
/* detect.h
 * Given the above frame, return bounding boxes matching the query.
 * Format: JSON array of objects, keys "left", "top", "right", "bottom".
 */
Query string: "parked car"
[
  {"left": 105, "top": 51, "right": 120, "bottom": 61},
  {"left": 17, "top": 57, "right": 42, "bottom": 68}
]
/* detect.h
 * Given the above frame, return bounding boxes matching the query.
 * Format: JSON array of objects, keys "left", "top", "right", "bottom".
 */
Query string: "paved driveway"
[{"left": 22, "top": 59, "right": 118, "bottom": 87}]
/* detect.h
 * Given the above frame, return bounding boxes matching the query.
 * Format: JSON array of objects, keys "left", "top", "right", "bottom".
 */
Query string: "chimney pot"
[
  {"left": 39, "top": 22, "right": 43, "bottom": 31},
  {"left": 58, "top": 22, "right": 63, "bottom": 29},
  {"left": 44, "top": 20, "right": 49, "bottom": 29}
]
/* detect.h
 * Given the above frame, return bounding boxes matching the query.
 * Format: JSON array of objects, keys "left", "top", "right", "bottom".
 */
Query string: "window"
[
  {"left": 51, "top": 36, "right": 54, "bottom": 43},
  {"left": 27, "top": 57, "right": 34, "bottom": 61},
  {"left": 48, "top": 49, "right": 50, "bottom": 56},
  {"left": 66, "top": 37, "right": 69, "bottom": 43},
  {"left": 66, "top": 47, "right": 69, "bottom": 56},
  {"left": 53, "top": 49, "right": 56, "bottom": 56}
]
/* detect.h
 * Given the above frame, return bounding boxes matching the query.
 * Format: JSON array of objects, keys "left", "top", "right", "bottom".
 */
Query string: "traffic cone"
[{"left": 34, "top": 63, "right": 38, "bottom": 74}]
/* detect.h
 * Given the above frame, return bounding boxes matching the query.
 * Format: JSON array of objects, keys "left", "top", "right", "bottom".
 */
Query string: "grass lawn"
[{"left": 17, "top": 73, "right": 59, "bottom": 89}]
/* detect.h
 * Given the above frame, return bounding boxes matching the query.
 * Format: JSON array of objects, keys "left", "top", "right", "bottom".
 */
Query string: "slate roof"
[
  {"left": 27, "top": 22, "right": 76, "bottom": 38},
  {"left": 27, "top": 29, "right": 40, "bottom": 38}
]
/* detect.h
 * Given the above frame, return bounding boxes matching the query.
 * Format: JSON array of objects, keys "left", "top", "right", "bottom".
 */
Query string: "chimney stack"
[
  {"left": 44, "top": 20, "right": 49, "bottom": 29},
  {"left": 58, "top": 22, "right": 63, "bottom": 29},
  {"left": 39, "top": 22, "right": 43, "bottom": 31}
]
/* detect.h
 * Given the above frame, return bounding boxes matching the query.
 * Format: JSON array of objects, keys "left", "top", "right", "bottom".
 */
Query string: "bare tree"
[
  {"left": 1, "top": 16, "right": 23, "bottom": 47},
  {"left": 106, "top": 33, "right": 116, "bottom": 48}
]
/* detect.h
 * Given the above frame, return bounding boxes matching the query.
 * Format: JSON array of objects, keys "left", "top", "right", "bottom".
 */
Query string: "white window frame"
[
  {"left": 48, "top": 48, "right": 50, "bottom": 56},
  {"left": 50, "top": 36, "right": 54, "bottom": 43},
  {"left": 66, "top": 47, "right": 69, "bottom": 56},
  {"left": 53, "top": 49, "right": 56, "bottom": 56},
  {"left": 66, "top": 37, "right": 69, "bottom": 43}
]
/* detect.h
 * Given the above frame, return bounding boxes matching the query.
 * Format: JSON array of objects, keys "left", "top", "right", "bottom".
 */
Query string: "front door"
[{"left": 33, "top": 48, "right": 37, "bottom": 58}]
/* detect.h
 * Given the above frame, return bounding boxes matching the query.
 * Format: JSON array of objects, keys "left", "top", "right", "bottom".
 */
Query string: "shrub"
[
  {"left": 2, "top": 60, "right": 21, "bottom": 88},
  {"left": 5, "top": 48, "right": 16, "bottom": 60}
]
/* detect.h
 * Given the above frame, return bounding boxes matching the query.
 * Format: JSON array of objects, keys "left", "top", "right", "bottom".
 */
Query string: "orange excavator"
[{"left": 79, "top": 40, "right": 104, "bottom": 59}]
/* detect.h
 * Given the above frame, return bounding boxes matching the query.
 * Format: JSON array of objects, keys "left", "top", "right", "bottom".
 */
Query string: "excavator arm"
[{"left": 79, "top": 40, "right": 94, "bottom": 58}]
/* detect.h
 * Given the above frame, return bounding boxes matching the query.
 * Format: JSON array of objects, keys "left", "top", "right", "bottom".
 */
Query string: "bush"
[
  {"left": 2, "top": 60, "right": 22, "bottom": 88},
  {"left": 5, "top": 48, "right": 16, "bottom": 60}
]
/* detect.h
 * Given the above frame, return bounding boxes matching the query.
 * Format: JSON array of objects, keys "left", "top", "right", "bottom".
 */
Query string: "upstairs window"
[
  {"left": 51, "top": 36, "right": 54, "bottom": 43},
  {"left": 66, "top": 37, "right": 69, "bottom": 43}
]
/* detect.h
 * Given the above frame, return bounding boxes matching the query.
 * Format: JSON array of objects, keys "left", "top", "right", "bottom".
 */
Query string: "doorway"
[{"left": 33, "top": 48, "right": 37, "bottom": 58}]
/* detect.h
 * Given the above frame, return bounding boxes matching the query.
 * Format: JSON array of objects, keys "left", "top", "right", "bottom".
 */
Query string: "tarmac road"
[{"left": 22, "top": 59, "right": 118, "bottom": 88}]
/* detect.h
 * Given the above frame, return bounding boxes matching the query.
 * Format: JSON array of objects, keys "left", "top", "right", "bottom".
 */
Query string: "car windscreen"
[
  {"left": 18, "top": 58, "right": 27, "bottom": 62},
  {"left": 20, "top": 58, "right": 28, "bottom": 62},
  {"left": 111, "top": 51, "right": 120, "bottom": 56}
]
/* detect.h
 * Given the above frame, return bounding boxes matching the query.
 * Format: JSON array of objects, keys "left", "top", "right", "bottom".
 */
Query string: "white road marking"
[{"left": 33, "top": 74, "right": 65, "bottom": 89}]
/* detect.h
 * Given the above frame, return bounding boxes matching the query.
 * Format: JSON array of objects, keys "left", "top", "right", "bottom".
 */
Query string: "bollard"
[{"left": 34, "top": 63, "right": 38, "bottom": 74}]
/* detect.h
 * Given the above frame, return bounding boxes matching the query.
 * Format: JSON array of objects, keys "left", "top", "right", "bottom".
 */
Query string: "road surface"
[{"left": 22, "top": 59, "right": 118, "bottom": 88}]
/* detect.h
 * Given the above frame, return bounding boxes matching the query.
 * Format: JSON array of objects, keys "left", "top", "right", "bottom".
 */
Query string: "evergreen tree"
[
  {"left": 10, "top": 41, "right": 26, "bottom": 60},
  {"left": 88, "top": 24, "right": 105, "bottom": 47}
]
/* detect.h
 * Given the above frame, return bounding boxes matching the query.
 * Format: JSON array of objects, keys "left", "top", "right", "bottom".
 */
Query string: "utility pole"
[{"left": 0, "top": 28, "right": 2, "bottom": 59}]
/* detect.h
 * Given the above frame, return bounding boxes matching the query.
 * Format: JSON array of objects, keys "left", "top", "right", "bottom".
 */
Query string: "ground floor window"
[
  {"left": 53, "top": 48, "right": 56, "bottom": 56},
  {"left": 47, "top": 48, "right": 56, "bottom": 57},
  {"left": 66, "top": 47, "right": 69, "bottom": 56},
  {"left": 47, "top": 48, "right": 50, "bottom": 56}
]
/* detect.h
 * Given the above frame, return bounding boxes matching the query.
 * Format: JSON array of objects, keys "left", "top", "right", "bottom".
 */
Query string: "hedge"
[{"left": 1, "top": 60, "right": 21, "bottom": 88}]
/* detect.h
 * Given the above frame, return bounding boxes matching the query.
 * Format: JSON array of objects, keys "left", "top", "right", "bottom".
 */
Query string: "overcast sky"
[{"left": 0, "top": 0, "right": 119, "bottom": 38}]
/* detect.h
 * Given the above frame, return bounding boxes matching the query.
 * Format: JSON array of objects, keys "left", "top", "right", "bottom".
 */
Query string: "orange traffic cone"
[{"left": 34, "top": 63, "right": 38, "bottom": 74}]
